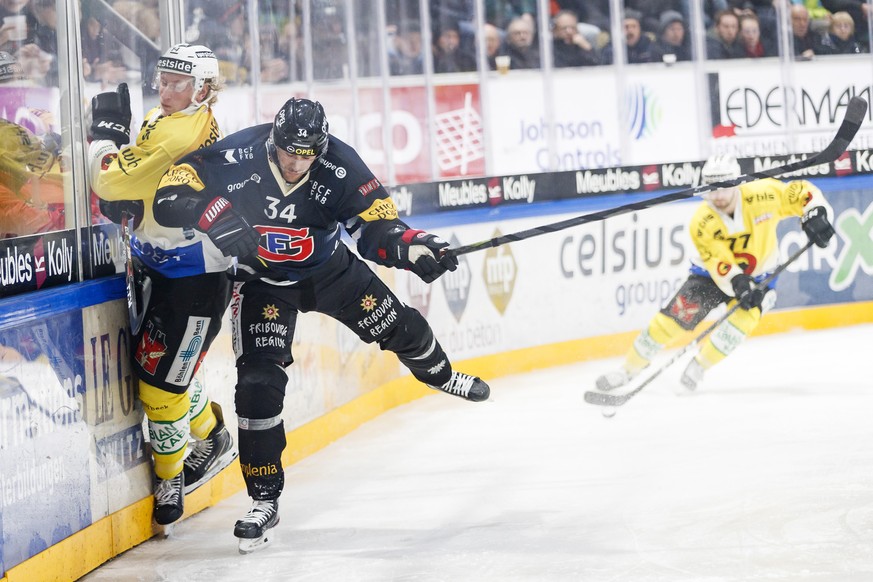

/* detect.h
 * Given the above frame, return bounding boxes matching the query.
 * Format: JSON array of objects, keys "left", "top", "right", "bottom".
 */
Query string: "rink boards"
[{"left": 2, "top": 176, "right": 872, "bottom": 582}]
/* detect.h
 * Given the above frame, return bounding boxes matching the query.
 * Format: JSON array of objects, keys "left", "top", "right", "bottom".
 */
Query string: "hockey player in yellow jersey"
[
  {"left": 87, "top": 43, "right": 236, "bottom": 526},
  {"left": 596, "top": 154, "right": 836, "bottom": 393}
]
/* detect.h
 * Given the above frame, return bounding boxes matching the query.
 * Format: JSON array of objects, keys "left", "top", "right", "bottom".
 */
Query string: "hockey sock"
[
  {"left": 140, "top": 381, "right": 190, "bottom": 479},
  {"left": 697, "top": 304, "right": 761, "bottom": 367},
  {"left": 187, "top": 375, "right": 218, "bottom": 440},
  {"left": 625, "top": 313, "right": 685, "bottom": 373}
]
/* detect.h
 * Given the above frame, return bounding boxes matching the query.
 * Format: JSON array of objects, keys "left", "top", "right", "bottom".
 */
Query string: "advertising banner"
[
  {"left": 397, "top": 179, "right": 873, "bottom": 361},
  {"left": 233, "top": 83, "right": 484, "bottom": 186},
  {"left": 0, "top": 310, "right": 92, "bottom": 574},
  {"left": 483, "top": 66, "right": 701, "bottom": 176},
  {"left": 709, "top": 59, "right": 873, "bottom": 157},
  {"left": 0, "top": 230, "right": 79, "bottom": 299}
]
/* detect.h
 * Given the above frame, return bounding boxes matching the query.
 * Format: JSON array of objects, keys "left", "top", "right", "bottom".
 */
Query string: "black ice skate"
[
  {"left": 428, "top": 371, "right": 490, "bottom": 402},
  {"left": 183, "top": 418, "right": 238, "bottom": 494},
  {"left": 234, "top": 499, "right": 280, "bottom": 554},
  {"left": 153, "top": 472, "right": 184, "bottom": 526}
]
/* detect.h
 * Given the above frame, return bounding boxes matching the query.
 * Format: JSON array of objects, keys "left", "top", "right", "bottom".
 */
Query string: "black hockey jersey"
[{"left": 153, "top": 124, "right": 408, "bottom": 282}]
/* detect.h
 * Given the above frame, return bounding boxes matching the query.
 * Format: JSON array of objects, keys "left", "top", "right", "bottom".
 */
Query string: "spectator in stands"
[
  {"left": 624, "top": 0, "right": 685, "bottom": 36},
  {"left": 251, "top": 21, "right": 290, "bottom": 83},
  {"left": 25, "top": 0, "right": 55, "bottom": 84},
  {"left": 311, "top": 3, "right": 348, "bottom": 81},
  {"left": 500, "top": 14, "right": 540, "bottom": 69},
  {"left": 601, "top": 9, "right": 663, "bottom": 64},
  {"left": 0, "top": 0, "right": 52, "bottom": 85},
  {"left": 795, "top": 0, "right": 833, "bottom": 34},
  {"left": 389, "top": 18, "right": 424, "bottom": 75},
  {"left": 277, "top": 19, "right": 304, "bottom": 81},
  {"left": 113, "top": 0, "right": 160, "bottom": 43},
  {"left": 485, "top": 0, "right": 536, "bottom": 30},
  {"left": 791, "top": 4, "right": 819, "bottom": 59},
  {"left": 198, "top": 2, "right": 248, "bottom": 84},
  {"left": 728, "top": 0, "right": 779, "bottom": 49},
  {"left": 816, "top": 10, "right": 866, "bottom": 53},
  {"left": 657, "top": 9, "right": 691, "bottom": 61},
  {"left": 29, "top": 0, "right": 53, "bottom": 52},
  {"left": 198, "top": 1, "right": 288, "bottom": 84},
  {"left": 551, "top": 9, "right": 598, "bottom": 67},
  {"left": 739, "top": 12, "right": 776, "bottom": 57},
  {"left": 701, "top": 0, "right": 730, "bottom": 28},
  {"left": 555, "top": 0, "right": 610, "bottom": 33},
  {"left": 821, "top": 0, "right": 870, "bottom": 44},
  {"left": 706, "top": 9, "right": 745, "bottom": 58},
  {"left": 432, "top": 19, "right": 476, "bottom": 73},
  {"left": 0, "top": 0, "right": 37, "bottom": 54},
  {"left": 430, "top": 0, "right": 475, "bottom": 47},
  {"left": 80, "top": 9, "right": 128, "bottom": 85},
  {"left": 483, "top": 22, "right": 501, "bottom": 70}
]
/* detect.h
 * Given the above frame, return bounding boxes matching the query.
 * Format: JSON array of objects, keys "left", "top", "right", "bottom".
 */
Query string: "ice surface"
[{"left": 82, "top": 325, "right": 873, "bottom": 582}]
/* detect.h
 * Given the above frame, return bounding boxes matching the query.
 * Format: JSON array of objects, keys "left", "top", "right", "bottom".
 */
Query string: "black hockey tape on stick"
[
  {"left": 583, "top": 240, "right": 815, "bottom": 409},
  {"left": 121, "top": 211, "right": 147, "bottom": 335},
  {"left": 446, "top": 96, "right": 867, "bottom": 259}
]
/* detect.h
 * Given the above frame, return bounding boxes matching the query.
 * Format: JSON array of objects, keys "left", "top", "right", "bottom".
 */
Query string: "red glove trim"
[
  {"left": 198, "top": 197, "right": 232, "bottom": 230},
  {"left": 401, "top": 229, "right": 424, "bottom": 244}
]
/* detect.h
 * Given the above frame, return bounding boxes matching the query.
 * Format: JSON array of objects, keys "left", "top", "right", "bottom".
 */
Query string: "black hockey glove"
[
  {"left": 389, "top": 228, "right": 458, "bottom": 283},
  {"left": 730, "top": 273, "right": 766, "bottom": 310},
  {"left": 196, "top": 196, "right": 261, "bottom": 258},
  {"left": 801, "top": 206, "right": 835, "bottom": 248},
  {"left": 90, "top": 83, "right": 132, "bottom": 147},
  {"left": 98, "top": 198, "right": 144, "bottom": 227}
]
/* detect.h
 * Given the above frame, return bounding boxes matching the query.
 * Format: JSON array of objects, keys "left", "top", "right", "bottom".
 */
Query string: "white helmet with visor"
[{"left": 152, "top": 43, "right": 219, "bottom": 106}]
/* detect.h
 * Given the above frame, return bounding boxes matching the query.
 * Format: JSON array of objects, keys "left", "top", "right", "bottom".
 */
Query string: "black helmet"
[{"left": 268, "top": 98, "right": 329, "bottom": 162}]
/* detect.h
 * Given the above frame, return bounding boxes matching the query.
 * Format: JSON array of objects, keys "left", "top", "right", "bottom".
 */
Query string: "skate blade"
[
  {"left": 157, "top": 523, "right": 175, "bottom": 538},
  {"left": 183, "top": 450, "right": 239, "bottom": 495},
  {"left": 238, "top": 532, "right": 274, "bottom": 554}
]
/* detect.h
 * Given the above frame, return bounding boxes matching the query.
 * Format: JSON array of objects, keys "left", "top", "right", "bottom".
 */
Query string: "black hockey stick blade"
[
  {"left": 584, "top": 387, "right": 637, "bottom": 407},
  {"left": 447, "top": 97, "right": 867, "bottom": 259},
  {"left": 121, "top": 212, "right": 147, "bottom": 335},
  {"left": 583, "top": 241, "right": 815, "bottom": 409}
]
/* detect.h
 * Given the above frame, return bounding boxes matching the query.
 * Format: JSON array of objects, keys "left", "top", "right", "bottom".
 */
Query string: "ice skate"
[
  {"left": 153, "top": 472, "right": 184, "bottom": 526},
  {"left": 595, "top": 369, "right": 632, "bottom": 392},
  {"left": 235, "top": 499, "right": 280, "bottom": 554},
  {"left": 184, "top": 419, "right": 238, "bottom": 494},
  {"left": 428, "top": 371, "right": 490, "bottom": 402},
  {"left": 680, "top": 357, "right": 705, "bottom": 392}
]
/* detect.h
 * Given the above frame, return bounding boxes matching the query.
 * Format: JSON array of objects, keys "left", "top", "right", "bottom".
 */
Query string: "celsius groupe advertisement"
[{"left": 394, "top": 181, "right": 873, "bottom": 360}]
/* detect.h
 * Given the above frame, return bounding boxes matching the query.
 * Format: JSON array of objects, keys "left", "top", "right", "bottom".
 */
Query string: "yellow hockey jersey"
[
  {"left": 88, "top": 103, "right": 229, "bottom": 276},
  {"left": 89, "top": 103, "right": 220, "bottom": 205},
  {"left": 689, "top": 177, "right": 830, "bottom": 296}
]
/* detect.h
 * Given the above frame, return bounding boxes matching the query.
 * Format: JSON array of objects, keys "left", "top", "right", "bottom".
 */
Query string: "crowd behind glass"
[{"left": 0, "top": 0, "right": 869, "bottom": 263}]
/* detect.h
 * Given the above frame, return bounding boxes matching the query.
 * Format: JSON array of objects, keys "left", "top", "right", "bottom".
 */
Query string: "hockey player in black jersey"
[{"left": 153, "top": 97, "right": 489, "bottom": 553}]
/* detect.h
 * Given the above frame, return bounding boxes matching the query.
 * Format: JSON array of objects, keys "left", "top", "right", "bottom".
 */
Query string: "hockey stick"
[
  {"left": 583, "top": 240, "right": 815, "bottom": 409},
  {"left": 121, "top": 211, "right": 150, "bottom": 335},
  {"left": 446, "top": 96, "right": 866, "bottom": 258}
]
